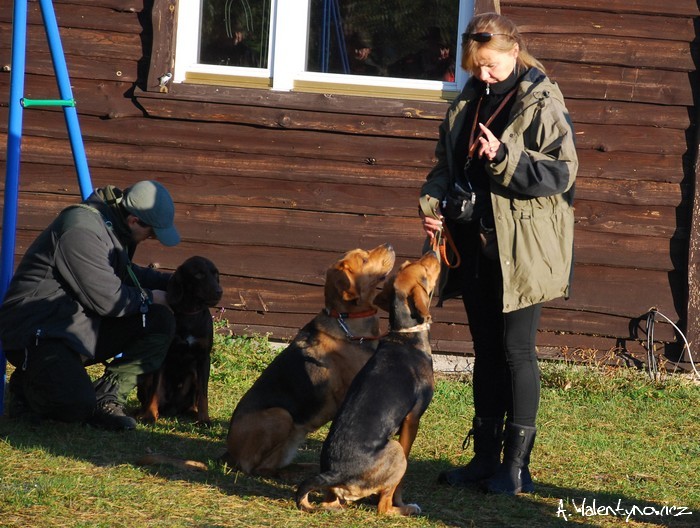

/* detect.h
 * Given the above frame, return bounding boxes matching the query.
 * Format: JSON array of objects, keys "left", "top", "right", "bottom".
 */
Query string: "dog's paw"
[
  {"left": 401, "top": 503, "right": 421, "bottom": 516},
  {"left": 134, "top": 410, "right": 158, "bottom": 423},
  {"left": 195, "top": 418, "right": 212, "bottom": 428}
]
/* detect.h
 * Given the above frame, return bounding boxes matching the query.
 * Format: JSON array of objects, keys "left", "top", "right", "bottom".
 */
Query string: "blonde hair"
[{"left": 461, "top": 13, "right": 544, "bottom": 76}]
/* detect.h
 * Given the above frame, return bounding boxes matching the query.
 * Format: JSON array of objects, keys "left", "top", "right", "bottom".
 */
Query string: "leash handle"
[
  {"left": 421, "top": 195, "right": 461, "bottom": 269},
  {"left": 433, "top": 224, "right": 461, "bottom": 269}
]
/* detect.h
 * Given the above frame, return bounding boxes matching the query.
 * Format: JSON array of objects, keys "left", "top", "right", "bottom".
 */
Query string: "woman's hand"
[
  {"left": 477, "top": 122, "right": 500, "bottom": 161},
  {"left": 420, "top": 210, "right": 444, "bottom": 239}
]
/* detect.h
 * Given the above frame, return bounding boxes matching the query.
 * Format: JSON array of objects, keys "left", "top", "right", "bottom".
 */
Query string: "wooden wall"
[{"left": 1, "top": 0, "right": 697, "bottom": 367}]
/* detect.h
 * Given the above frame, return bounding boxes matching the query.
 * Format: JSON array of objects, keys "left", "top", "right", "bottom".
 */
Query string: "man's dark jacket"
[{"left": 0, "top": 187, "right": 170, "bottom": 360}]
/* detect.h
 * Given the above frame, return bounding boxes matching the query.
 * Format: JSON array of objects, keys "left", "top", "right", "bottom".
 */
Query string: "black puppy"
[
  {"left": 296, "top": 251, "right": 441, "bottom": 516},
  {"left": 137, "top": 256, "right": 223, "bottom": 425}
]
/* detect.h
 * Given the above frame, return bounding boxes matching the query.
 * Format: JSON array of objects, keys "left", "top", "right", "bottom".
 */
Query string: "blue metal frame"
[
  {"left": 38, "top": 0, "right": 92, "bottom": 198},
  {"left": 1, "top": 0, "right": 93, "bottom": 413},
  {"left": 320, "top": 0, "right": 350, "bottom": 74}
]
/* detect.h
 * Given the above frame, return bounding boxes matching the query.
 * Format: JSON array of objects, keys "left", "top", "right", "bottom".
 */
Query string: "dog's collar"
[
  {"left": 324, "top": 307, "right": 381, "bottom": 343},
  {"left": 394, "top": 322, "right": 431, "bottom": 333},
  {"left": 324, "top": 308, "right": 378, "bottom": 319}
]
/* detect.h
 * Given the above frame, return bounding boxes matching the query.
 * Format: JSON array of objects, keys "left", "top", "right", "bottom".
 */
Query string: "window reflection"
[
  {"left": 199, "top": 0, "right": 271, "bottom": 68},
  {"left": 197, "top": 0, "right": 458, "bottom": 82},
  {"left": 307, "top": 0, "right": 457, "bottom": 81}
]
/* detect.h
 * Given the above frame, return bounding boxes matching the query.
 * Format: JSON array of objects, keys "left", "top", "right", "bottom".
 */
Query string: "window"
[{"left": 175, "top": 0, "right": 474, "bottom": 100}]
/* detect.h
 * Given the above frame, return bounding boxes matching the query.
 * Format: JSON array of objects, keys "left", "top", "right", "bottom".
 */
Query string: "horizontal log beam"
[
  {"left": 0, "top": 22, "right": 141, "bottom": 61},
  {"left": 0, "top": 137, "right": 687, "bottom": 210},
  {"left": 507, "top": 5, "right": 696, "bottom": 41},
  {"left": 504, "top": 0, "right": 699, "bottom": 17},
  {"left": 0, "top": 2, "right": 143, "bottom": 33},
  {"left": 531, "top": 35, "right": 696, "bottom": 72}
]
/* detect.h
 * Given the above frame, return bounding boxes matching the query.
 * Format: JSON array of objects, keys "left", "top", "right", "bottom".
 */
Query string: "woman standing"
[{"left": 419, "top": 12, "right": 577, "bottom": 495}]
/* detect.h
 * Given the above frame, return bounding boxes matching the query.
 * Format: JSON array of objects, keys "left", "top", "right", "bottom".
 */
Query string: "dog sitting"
[
  {"left": 221, "top": 243, "right": 396, "bottom": 476},
  {"left": 295, "top": 250, "right": 441, "bottom": 516},
  {"left": 136, "top": 255, "right": 223, "bottom": 425}
]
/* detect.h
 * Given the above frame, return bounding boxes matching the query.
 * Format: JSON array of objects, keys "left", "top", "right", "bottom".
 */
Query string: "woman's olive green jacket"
[{"left": 421, "top": 67, "right": 577, "bottom": 312}]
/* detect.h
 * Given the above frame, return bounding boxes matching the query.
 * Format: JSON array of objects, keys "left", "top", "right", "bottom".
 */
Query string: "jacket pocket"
[{"left": 510, "top": 207, "right": 571, "bottom": 304}]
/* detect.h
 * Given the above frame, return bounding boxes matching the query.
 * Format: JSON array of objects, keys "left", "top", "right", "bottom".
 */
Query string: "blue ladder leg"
[
  {"left": 39, "top": 0, "right": 92, "bottom": 200},
  {"left": 1, "top": 0, "right": 94, "bottom": 415},
  {"left": 0, "top": 0, "right": 29, "bottom": 416}
]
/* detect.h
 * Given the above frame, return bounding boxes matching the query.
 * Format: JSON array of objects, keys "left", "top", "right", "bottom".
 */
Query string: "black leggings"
[{"left": 462, "top": 254, "right": 542, "bottom": 427}]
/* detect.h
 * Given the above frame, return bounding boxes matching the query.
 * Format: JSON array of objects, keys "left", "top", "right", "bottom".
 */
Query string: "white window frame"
[{"left": 174, "top": 0, "right": 474, "bottom": 100}]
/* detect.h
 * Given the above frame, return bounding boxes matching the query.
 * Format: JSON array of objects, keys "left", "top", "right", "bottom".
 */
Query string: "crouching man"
[{"left": 0, "top": 180, "right": 180, "bottom": 430}]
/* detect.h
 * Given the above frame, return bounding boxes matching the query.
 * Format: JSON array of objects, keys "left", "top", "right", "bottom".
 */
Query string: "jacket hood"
[{"left": 516, "top": 67, "right": 566, "bottom": 107}]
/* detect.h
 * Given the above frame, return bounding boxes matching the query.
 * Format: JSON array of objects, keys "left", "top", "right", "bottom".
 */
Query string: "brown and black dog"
[
  {"left": 295, "top": 250, "right": 441, "bottom": 516},
  {"left": 136, "top": 255, "right": 223, "bottom": 425},
  {"left": 221, "top": 243, "right": 396, "bottom": 476}
]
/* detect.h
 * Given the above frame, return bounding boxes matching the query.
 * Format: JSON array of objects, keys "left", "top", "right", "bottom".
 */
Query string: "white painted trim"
[{"left": 174, "top": 0, "right": 473, "bottom": 97}]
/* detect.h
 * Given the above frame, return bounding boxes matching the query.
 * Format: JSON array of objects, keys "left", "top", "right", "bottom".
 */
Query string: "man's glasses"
[{"left": 466, "top": 32, "right": 510, "bottom": 43}]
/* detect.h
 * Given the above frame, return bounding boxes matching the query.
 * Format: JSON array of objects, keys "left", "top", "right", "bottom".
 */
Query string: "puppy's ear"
[{"left": 167, "top": 268, "right": 185, "bottom": 306}]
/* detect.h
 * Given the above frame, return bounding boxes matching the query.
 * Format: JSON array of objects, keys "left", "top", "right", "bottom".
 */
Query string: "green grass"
[{"left": 1, "top": 321, "right": 698, "bottom": 527}]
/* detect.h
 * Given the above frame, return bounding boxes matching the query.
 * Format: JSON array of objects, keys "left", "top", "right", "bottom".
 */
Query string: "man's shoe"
[
  {"left": 7, "top": 390, "right": 29, "bottom": 418},
  {"left": 90, "top": 400, "right": 136, "bottom": 431},
  {"left": 7, "top": 372, "right": 42, "bottom": 424},
  {"left": 7, "top": 392, "right": 42, "bottom": 424}
]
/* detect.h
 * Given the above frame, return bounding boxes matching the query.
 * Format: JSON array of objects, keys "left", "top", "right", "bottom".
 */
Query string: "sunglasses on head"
[{"left": 467, "top": 32, "right": 510, "bottom": 43}]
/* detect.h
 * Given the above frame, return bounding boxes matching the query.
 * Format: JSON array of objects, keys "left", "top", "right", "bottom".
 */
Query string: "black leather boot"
[
  {"left": 484, "top": 422, "right": 536, "bottom": 494},
  {"left": 438, "top": 417, "right": 504, "bottom": 487}
]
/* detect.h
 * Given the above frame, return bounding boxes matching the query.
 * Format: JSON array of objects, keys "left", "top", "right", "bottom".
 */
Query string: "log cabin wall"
[{"left": 0, "top": 0, "right": 698, "bottom": 367}]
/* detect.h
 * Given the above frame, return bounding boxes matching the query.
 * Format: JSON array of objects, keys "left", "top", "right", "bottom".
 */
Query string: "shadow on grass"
[
  {"left": 402, "top": 458, "right": 697, "bottom": 527},
  {"left": 0, "top": 412, "right": 304, "bottom": 502},
  {"left": 1, "top": 415, "right": 696, "bottom": 527}
]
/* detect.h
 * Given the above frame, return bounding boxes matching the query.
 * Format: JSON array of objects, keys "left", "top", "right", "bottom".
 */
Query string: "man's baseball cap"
[{"left": 123, "top": 180, "right": 180, "bottom": 246}]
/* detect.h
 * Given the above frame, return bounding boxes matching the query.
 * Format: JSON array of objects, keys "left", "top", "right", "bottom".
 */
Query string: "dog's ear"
[
  {"left": 409, "top": 259, "right": 438, "bottom": 321},
  {"left": 325, "top": 266, "right": 358, "bottom": 304},
  {"left": 167, "top": 267, "right": 185, "bottom": 306},
  {"left": 391, "top": 288, "right": 415, "bottom": 328},
  {"left": 398, "top": 259, "right": 412, "bottom": 271},
  {"left": 409, "top": 280, "right": 432, "bottom": 323},
  {"left": 372, "top": 277, "right": 395, "bottom": 312}
]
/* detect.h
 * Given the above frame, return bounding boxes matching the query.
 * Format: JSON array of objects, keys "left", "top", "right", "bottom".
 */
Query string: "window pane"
[
  {"left": 307, "top": 0, "right": 458, "bottom": 81},
  {"left": 199, "top": 0, "right": 272, "bottom": 68}
]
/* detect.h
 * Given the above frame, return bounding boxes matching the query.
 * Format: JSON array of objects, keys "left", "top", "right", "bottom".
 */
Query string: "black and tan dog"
[
  {"left": 295, "top": 250, "right": 441, "bottom": 516},
  {"left": 136, "top": 255, "right": 223, "bottom": 425},
  {"left": 221, "top": 243, "right": 396, "bottom": 476}
]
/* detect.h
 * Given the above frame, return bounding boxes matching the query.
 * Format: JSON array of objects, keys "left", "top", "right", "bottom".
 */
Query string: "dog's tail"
[
  {"left": 295, "top": 471, "right": 343, "bottom": 512},
  {"left": 137, "top": 453, "right": 208, "bottom": 472}
]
